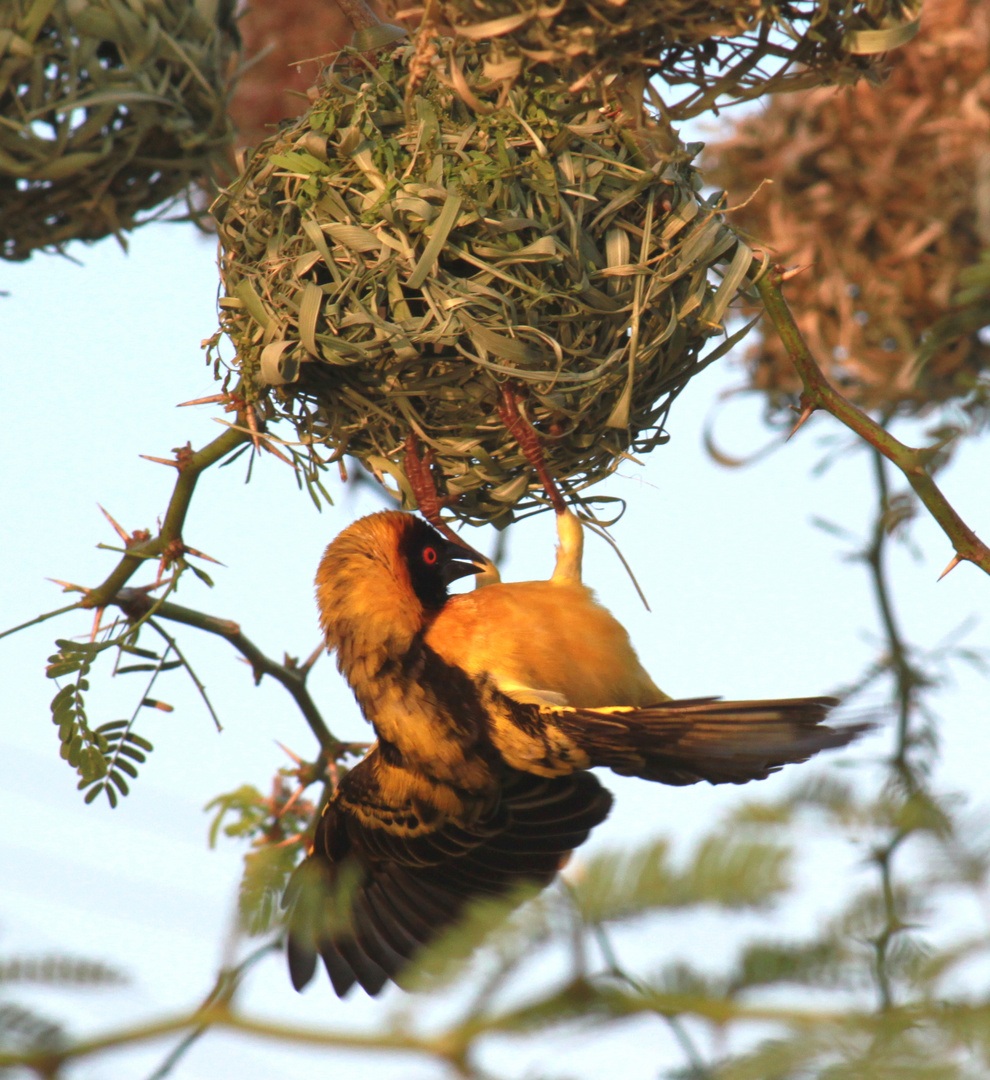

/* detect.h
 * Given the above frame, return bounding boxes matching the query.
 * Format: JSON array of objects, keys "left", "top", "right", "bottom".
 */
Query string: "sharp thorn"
[
  {"left": 780, "top": 264, "right": 811, "bottom": 282},
  {"left": 177, "top": 393, "right": 228, "bottom": 407},
  {"left": 277, "top": 784, "right": 306, "bottom": 819},
  {"left": 98, "top": 504, "right": 131, "bottom": 544},
  {"left": 937, "top": 553, "right": 964, "bottom": 581},
  {"left": 183, "top": 546, "right": 226, "bottom": 566},
  {"left": 260, "top": 439, "right": 294, "bottom": 465},
  {"left": 300, "top": 641, "right": 324, "bottom": 674},
  {"left": 47, "top": 578, "right": 90, "bottom": 594},
  {"left": 140, "top": 454, "right": 180, "bottom": 468},
  {"left": 275, "top": 740, "right": 305, "bottom": 766},
  {"left": 786, "top": 403, "right": 816, "bottom": 441}
]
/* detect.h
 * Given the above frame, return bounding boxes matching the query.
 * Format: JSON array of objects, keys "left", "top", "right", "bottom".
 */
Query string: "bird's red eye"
[{"left": 422, "top": 546, "right": 438, "bottom": 565}]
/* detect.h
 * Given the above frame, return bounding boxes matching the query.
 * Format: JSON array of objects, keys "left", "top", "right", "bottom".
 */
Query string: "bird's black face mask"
[{"left": 401, "top": 520, "right": 484, "bottom": 609}]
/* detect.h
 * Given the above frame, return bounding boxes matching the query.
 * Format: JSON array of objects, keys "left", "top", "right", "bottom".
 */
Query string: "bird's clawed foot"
[
  {"left": 497, "top": 385, "right": 585, "bottom": 584},
  {"left": 497, "top": 385, "right": 567, "bottom": 514},
  {"left": 403, "top": 434, "right": 492, "bottom": 572},
  {"left": 403, "top": 434, "right": 453, "bottom": 528}
]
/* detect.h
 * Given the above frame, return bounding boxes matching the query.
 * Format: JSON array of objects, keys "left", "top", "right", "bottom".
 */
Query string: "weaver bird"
[{"left": 287, "top": 509, "right": 865, "bottom": 996}]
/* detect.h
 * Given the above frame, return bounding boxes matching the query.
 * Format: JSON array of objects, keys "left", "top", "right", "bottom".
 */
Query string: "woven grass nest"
[
  {"left": 706, "top": 0, "right": 990, "bottom": 423},
  {"left": 0, "top": 0, "right": 235, "bottom": 261},
  {"left": 213, "top": 39, "right": 754, "bottom": 527},
  {"left": 435, "top": 0, "right": 924, "bottom": 119}
]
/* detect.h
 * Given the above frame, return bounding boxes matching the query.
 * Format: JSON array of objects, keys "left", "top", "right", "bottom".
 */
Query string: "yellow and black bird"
[{"left": 287, "top": 509, "right": 865, "bottom": 996}]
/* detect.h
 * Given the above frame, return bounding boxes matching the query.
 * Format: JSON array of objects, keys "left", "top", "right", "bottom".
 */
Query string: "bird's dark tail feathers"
[{"left": 554, "top": 696, "right": 869, "bottom": 786}]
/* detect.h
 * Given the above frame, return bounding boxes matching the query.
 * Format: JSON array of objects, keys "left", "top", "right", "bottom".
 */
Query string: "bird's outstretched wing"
[
  {"left": 490, "top": 695, "right": 868, "bottom": 785},
  {"left": 285, "top": 748, "right": 612, "bottom": 996}
]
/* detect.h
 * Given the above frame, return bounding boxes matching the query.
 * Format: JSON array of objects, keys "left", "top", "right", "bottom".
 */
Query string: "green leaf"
[
  {"left": 46, "top": 661, "right": 82, "bottom": 679},
  {"left": 238, "top": 845, "right": 300, "bottom": 935},
  {"left": 730, "top": 937, "right": 849, "bottom": 993},
  {"left": 51, "top": 684, "right": 76, "bottom": 709},
  {"left": 190, "top": 565, "right": 215, "bottom": 588},
  {"left": 78, "top": 746, "right": 108, "bottom": 783},
  {"left": 96, "top": 720, "right": 129, "bottom": 733},
  {"left": 53, "top": 639, "right": 104, "bottom": 654},
  {"left": 116, "top": 643, "right": 162, "bottom": 659},
  {"left": 66, "top": 735, "right": 83, "bottom": 767},
  {"left": 406, "top": 193, "right": 463, "bottom": 289}
]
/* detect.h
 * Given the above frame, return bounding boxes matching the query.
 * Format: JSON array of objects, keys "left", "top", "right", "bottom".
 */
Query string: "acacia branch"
[
  {"left": 755, "top": 268, "right": 990, "bottom": 579},
  {"left": 0, "top": 985, "right": 887, "bottom": 1077},
  {"left": 81, "top": 425, "right": 250, "bottom": 611},
  {"left": 113, "top": 591, "right": 348, "bottom": 758}
]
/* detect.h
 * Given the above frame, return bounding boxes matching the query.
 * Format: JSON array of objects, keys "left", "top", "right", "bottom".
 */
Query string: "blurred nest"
[
  {"left": 0, "top": 0, "right": 236, "bottom": 261},
  {"left": 706, "top": 0, "right": 990, "bottom": 420},
  {"left": 437, "top": 0, "right": 924, "bottom": 119},
  {"left": 213, "top": 39, "right": 753, "bottom": 527}
]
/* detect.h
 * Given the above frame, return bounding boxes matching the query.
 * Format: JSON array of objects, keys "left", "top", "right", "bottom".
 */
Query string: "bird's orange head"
[{"left": 315, "top": 511, "right": 483, "bottom": 681}]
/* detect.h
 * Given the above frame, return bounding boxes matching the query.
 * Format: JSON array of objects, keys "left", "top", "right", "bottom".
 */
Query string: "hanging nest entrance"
[{"left": 212, "top": 39, "right": 754, "bottom": 526}]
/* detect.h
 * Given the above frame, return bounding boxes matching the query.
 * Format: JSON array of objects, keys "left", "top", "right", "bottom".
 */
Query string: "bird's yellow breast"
[{"left": 426, "top": 580, "right": 667, "bottom": 709}]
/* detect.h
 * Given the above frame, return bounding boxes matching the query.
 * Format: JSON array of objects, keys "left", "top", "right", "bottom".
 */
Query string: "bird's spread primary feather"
[{"left": 287, "top": 509, "right": 867, "bottom": 997}]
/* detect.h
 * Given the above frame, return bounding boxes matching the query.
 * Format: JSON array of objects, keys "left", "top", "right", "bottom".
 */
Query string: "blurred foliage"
[
  {"left": 207, "top": 779, "right": 318, "bottom": 936},
  {"left": 0, "top": 950, "right": 127, "bottom": 1074}
]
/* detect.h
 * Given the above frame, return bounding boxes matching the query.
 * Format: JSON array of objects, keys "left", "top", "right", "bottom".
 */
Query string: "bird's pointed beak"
[{"left": 440, "top": 538, "right": 488, "bottom": 586}]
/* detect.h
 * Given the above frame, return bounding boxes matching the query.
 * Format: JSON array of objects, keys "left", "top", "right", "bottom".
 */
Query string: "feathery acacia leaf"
[{"left": 571, "top": 832, "right": 790, "bottom": 925}]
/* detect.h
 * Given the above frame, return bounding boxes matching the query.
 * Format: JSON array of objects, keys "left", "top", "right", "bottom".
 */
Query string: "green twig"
[
  {"left": 756, "top": 268, "right": 990, "bottom": 580},
  {"left": 865, "top": 451, "right": 927, "bottom": 776},
  {"left": 860, "top": 448, "right": 927, "bottom": 1013},
  {"left": 0, "top": 603, "right": 85, "bottom": 641},
  {"left": 147, "top": 618, "right": 223, "bottom": 733},
  {"left": 590, "top": 921, "right": 713, "bottom": 1078},
  {"left": 113, "top": 592, "right": 342, "bottom": 757}
]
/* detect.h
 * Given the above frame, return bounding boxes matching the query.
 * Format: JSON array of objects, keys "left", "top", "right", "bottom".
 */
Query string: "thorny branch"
[
  {"left": 113, "top": 591, "right": 351, "bottom": 760},
  {"left": 756, "top": 266, "right": 990, "bottom": 581},
  {"left": 2, "top": 413, "right": 354, "bottom": 773},
  {"left": 858, "top": 449, "right": 939, "bottom": 1012},
  {"left": 81, "top": 425, "right": 250, "bottom": 611}
]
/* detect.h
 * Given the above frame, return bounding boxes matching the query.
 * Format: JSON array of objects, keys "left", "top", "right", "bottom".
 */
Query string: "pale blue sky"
[{"left": 2, "top": 220, "right": 988, "bottom": 1079}]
